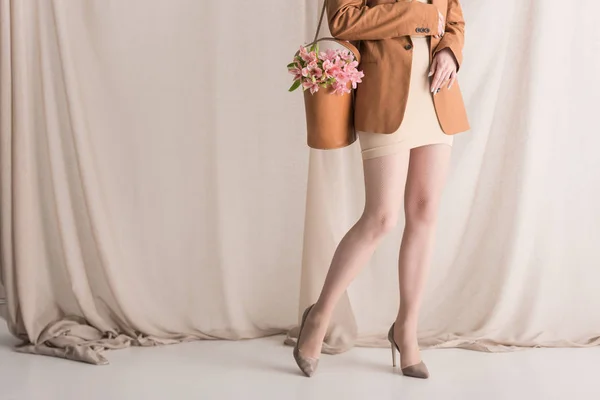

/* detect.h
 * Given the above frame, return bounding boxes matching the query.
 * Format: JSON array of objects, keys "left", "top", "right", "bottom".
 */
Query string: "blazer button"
[
  {"left": 425, "top": 28, "right": 430, "bottom": 33},
  {"left": 404, "top": 44, "right": 413, "bottom": 50},
  {"left": 415, "top": 28, "right": 420, "bottom": 33}
]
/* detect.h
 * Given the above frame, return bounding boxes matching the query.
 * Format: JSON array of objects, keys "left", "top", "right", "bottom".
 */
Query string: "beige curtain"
[
  {"left": 0, "top": 285, "right": 5, "bottom": 320},
  {"left": 2, "top": 0, "right": 600, "bottom": 365},
  {"left": 0, "top": 0, "right": 310, "bottom": 364}
]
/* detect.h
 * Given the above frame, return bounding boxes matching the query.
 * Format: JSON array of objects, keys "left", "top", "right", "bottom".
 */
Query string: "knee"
[
  {"left": 361, "top": 210, "right": 399, "bottom": 239},
  {"left": 405, "top": 196, "right": 438, "bottom": 227}
]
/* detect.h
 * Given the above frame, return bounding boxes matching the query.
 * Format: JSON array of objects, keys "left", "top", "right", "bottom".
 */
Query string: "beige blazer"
[{"left": 326, "top": 0, "right": 470, "bottom": 134}]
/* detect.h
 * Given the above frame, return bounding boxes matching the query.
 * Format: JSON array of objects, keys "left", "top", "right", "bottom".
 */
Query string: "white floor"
[{"left": 1, "top": 323, "right": 600, "bottom": 400}]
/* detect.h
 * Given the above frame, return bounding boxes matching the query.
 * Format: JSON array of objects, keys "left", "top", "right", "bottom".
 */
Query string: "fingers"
[
  {"left": 431, "top": 70, "right": 445, "bottom": 94},
  {"left": 428, "top": 57, "right": 438, "bottom": 77},
  {"left": 430, "top": 50, "right": 457, "bottom": 94},
  {"left": 448, "top": 71, "right": 457, "bottom": 89},
  {"left": 430, "top": 61, "right": 445, "bottom": 92},
  {"left": 431, "top": 67, "right": 452, "bottom": 94}
]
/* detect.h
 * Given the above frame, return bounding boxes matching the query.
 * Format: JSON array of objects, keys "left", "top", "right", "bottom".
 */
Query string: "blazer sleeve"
[
  {"left": 433, "top": 0, "right": 465, "bottom": 71},
  {"left": 326, "top": 0, "right": 440, "bottom": 41}
]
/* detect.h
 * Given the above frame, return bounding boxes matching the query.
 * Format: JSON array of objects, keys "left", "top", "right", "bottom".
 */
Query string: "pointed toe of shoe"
[
  {"left": 294, "top": 349, "right": 319, "bottom": 377},
  {"left": 401, "top": 361, "right": 430, "bottom": 379},
  {"left": 293, "top": 303, "right": 321, "bottom": 377},
  {"left": 302, "top": 360, "right": 319, "bottom": 377}
]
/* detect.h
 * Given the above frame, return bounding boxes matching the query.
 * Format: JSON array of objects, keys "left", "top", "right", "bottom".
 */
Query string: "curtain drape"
[
  {"left": 0, "top": 0, "right": 310, "bottom": 364},
  {"left": 0, "top": 285, "right": 5, "bottom": 320},
  {"left": 1, "top": 0, "right": 599, "bottom": 365}
]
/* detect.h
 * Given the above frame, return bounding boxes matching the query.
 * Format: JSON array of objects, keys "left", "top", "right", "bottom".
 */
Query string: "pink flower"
[
  {"left": 288, "top": 46, "right": 363, "bottom": 96},
  {"left": 303, "top": 80, "right": 321, "bottom": 94},
  {"left": 318, "top": 48, "right": 338, "bottom": 62},
  {"left": 343, "top": 60, "right": 359, "bottom": 72},
  {"left": 298, "top": 45, "right": 317, "bottom": 63},
  {"left": 302, "top": 63, "right": 323, "bottom": 81},
  {"left": 350, "top": 70, "right": 364, "bottom": 89},
  {"left": 332, "top": 81, "right": 350, "bottom": 95},
  {"left": 299, "top": 45, "right": 309, "bottom": 59},
  {"left": 322, "top": 59, "right": 342, "bottom": 78},
  {"left": 288, "top": 66, "right": 303, "bottom": 81},
  {"left": 338, "top": 60, "right": 364, "bottom": 89},
  {"left": 312, "top": 67, "right": 323, "bottom": 80},
  {"left": 339, "top": 50, "right": 355, "bottom": 62},
  {"left": 334, "top": 69, "right": 350, "bottom": 85}
]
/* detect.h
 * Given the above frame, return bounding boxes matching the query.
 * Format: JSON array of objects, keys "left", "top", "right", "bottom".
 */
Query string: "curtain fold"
[{"left": 0, "top": 0, "right": 14, "bottom": 329}]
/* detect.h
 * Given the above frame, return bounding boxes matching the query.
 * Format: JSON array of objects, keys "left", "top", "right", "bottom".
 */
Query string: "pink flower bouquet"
[{"left": 287, "top": 44, "right": 364, "bottom": 95}]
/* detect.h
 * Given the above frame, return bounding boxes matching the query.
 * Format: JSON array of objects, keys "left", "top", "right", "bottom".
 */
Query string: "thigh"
[
  {"left": 362, "top": 150, "right": 411, "bottom": 217},
  {"left": 404, "top": 144, "right": 452, "bottom": 208}
]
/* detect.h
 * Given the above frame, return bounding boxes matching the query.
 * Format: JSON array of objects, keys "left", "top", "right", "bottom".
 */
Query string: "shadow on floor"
[{"left": 0, "top": 321, "right": 20, "bottom": 348}]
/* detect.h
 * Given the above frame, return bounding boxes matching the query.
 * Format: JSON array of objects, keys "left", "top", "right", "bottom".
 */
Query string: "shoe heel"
[
  {"left": 387, "top": 322, "right": 429, "bottom": 378},
  {"left": 388, "top": 323, "right": 397, "bottom": 367}
]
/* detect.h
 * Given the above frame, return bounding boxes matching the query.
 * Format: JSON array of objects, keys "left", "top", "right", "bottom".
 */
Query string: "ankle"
[
  {"left": 394, "top": 318, "right": 417, "bottom": 330},
  {"left": 311, "top": 301, "right": 333, "bottom": 322},
  {"left": 393, "top": 322, "right": 418, "bottom": 340}
]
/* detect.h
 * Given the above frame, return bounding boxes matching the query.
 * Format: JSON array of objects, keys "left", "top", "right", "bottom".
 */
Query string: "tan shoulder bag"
[{"left": 301, "top": 1, "right": 361, "bottom": 150}]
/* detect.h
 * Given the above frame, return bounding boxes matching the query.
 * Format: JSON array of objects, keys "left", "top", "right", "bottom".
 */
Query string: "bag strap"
[
  {"left": 306, "top": 0, "right": 361, "bottom": 63},
  {"left": 312, "top": 0, "right": 328, "bottom": 44}
]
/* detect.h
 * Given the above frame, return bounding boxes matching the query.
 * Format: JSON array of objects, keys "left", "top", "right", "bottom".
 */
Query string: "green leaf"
[
  {"left": 288, "top": 80, "right": 302, "bottom": 92},
  {"left": 287, "top": 62, "right": 296, "bottom": 69}
]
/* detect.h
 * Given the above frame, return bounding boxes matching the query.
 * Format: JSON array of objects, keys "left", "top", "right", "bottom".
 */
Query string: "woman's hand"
[
  {"left": 433, "top": 10, "right": 445, "bottom": 39},
  {"left": 429, "top": 48, "right": 458, "bottom": 94}
]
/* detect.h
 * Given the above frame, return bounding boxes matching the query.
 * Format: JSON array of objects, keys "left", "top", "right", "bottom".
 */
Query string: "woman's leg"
[
  {"left": 393, "top": 143, "right": 452, "bottom": 368},
  {"left": 297, "top": 149, "right": 411, "bottom": 359}
]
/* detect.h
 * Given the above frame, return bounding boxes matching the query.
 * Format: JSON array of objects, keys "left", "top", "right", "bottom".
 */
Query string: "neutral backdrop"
[{"left": 1, "top": 0, "right": 599, "bottom": 363}]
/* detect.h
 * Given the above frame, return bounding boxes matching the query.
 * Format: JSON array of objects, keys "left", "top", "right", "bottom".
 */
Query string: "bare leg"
[
  {"left": 394, "top": 143, "right": 452, "bottom": 368},
  {"left": 297, "top": 149, "right": 410, "bottom": 359}
]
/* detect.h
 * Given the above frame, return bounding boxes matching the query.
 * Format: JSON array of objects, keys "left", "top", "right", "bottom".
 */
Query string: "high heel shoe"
[
  {"left": 387, "top": 322, "right": 430, "bottom": 379},
  {"left": 293, "top": 303, "right": 320, "bottom": 377}
]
